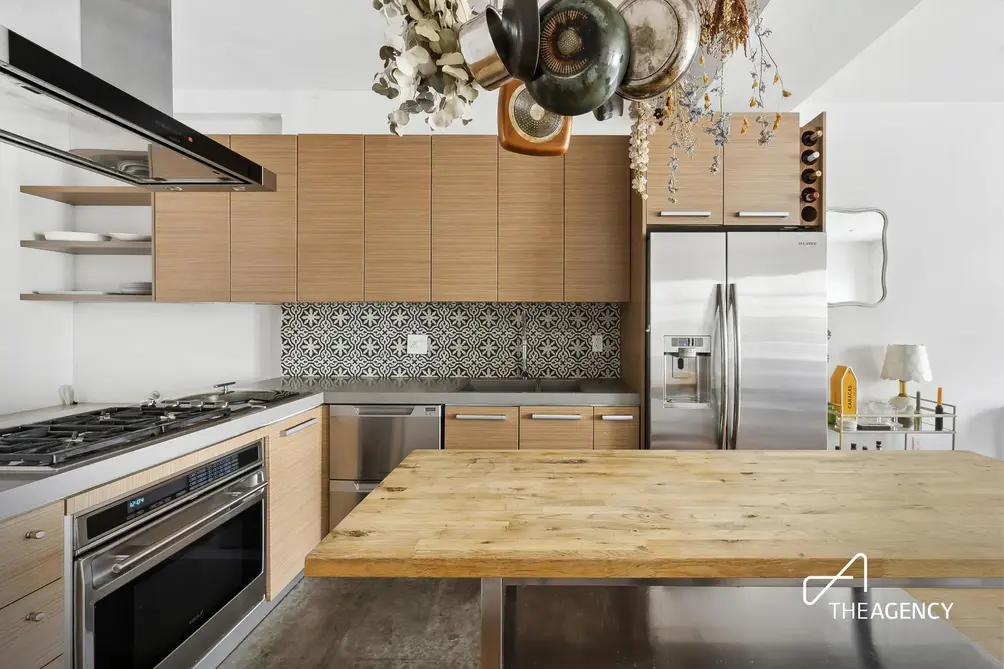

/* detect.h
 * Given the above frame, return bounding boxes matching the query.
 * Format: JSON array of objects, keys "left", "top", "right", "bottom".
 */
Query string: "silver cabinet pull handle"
[
  {"left": 25, "top": 612, "right": 46, "bottom": 622},
  {"left": 599, "top": 415, "right": 634, "bottom": 421},
  {"left": 737, "top": 211, "right": 790, "bottom": 218},
  {"left": 659, "top": 210, "right": 712, "bottom": 217},
  {"left": 24, "top": 530, "right": 46, "bottom": 540},
  {"left": 279, "top": 417, "right": 318, "bottom": 437},
  {"left": 530, "top": 414, "right": 582, "bottom": 421},
  {"left": 455, "top": 414, "right": 507, "bottom": 421}
]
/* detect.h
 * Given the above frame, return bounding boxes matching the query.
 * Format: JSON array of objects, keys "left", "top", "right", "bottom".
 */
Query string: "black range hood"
[{"left": 0, "top": 25, "right": 276, "bottom": 192}]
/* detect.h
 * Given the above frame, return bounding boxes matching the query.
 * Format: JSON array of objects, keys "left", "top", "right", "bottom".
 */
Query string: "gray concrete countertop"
[{"left": 247, "top": 376, "right": 640, "bottom": 407}]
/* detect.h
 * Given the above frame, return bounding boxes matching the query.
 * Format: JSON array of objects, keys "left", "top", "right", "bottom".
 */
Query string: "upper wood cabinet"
[
  {"left": 154, "top": 134, "right": 231, "bottom": 302},
  {"left": 564, "top": 136, "right": 629, "bottom": 302},
  {"left": 230, "top": 135, "right": 298, "bottom": 302},
  {"left": 647, "top": 118, "right": 724, "bottom": 226},
  {"left": 365, "top": 136, "right": 432, "bottom": 301},
  {"left": 723, "top": 112, "right": 799, "bottom": 225},
  {"left": 498, "top": 151, "right": 564, "bottom": 302},
  {"left": 297, "top": 135, "right": 365, "bottom": 302},
  {"left": 432, "top": 136, "right": 498, "bottom": 302}
]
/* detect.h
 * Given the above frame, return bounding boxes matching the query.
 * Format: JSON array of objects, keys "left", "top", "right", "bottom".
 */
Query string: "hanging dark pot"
[{"left": 525, "top": 0, "right": 631, "bottom": 117}]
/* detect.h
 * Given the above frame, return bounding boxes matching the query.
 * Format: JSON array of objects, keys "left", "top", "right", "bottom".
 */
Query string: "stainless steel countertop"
[
  {"left": 0, "top": 377, "right": 638, "bottom": 522},
  {"left": 247, "top": 376, "right": 640, "bottom": 407}
]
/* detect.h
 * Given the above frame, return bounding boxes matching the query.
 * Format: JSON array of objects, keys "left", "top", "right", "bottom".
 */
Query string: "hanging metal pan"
[
  {"left": 498, "top": 0, "right": 540, "bottom": 81},
  {"left": 458, "top": 6, "right": 513, "bottom": 90},
  {"left": 616, "top": 0, "right": 700, "bottom": 101}
]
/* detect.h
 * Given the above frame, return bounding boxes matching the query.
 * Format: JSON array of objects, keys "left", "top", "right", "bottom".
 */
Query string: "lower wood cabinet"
[
  {"left": 593, "top": 407, "right": 640, "bottom": 450},
  {"left": 0, "top": 578, "right": 63, "bottom": 669},
  {"left": 0, "top": 502, "right": 63, "bottom": 611},
  {"left": 265, "top": 408, "right": 324, "bottom": 599},
  {"left": 444, "top": 406, "right": 518, "bottom": 450},
  {"left": 518, "top": 406, "right": 594, "bottom": 450}
]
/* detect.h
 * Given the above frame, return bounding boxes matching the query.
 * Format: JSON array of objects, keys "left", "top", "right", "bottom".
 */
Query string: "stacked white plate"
[
  {"left": 120, "top": 282, "right": 153, "bottom": 295},
  {"left": 42, "top": 231, "right": 109, "bottom": 242}
]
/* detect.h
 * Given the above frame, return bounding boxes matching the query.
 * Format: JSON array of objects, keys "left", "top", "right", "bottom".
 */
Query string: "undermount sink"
[
  {"left": 458, "top": 379, "right": 583, "bottom": 393},
  {"left": 176, "top": 389, "right": 285, "bottom": 404}
]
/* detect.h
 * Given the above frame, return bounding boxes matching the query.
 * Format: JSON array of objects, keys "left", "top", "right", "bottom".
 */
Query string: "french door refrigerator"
[{"left": 648, "top": 231, "right": 827, "bottom": 450}]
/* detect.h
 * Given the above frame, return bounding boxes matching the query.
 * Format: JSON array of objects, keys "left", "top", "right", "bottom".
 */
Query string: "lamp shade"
[{"left": 880, "top": 344, "right": 933, "bottom": 382}]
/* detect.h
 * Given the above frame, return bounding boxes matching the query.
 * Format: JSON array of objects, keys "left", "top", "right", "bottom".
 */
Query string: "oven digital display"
[{"left": 127, "top": 496, "right": 145, "bottom": 511}]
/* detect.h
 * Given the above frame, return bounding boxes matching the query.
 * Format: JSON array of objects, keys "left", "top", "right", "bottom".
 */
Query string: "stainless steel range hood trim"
[{"left": 0, "top": 26, "right": 277, "bottom": 192}]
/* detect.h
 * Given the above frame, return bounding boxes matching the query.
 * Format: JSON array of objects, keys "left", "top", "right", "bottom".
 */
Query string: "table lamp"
[{"left": 880, "top": 344, "right": 932, "bottom": 426}]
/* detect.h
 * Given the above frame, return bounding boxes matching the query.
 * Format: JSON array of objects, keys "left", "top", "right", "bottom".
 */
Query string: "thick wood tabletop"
[{"left": 305, "top": 450, "right": 1004, "bottom": 580}]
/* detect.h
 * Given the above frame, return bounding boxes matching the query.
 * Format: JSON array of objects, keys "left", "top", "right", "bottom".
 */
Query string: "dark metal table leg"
[{"left": 481, "top": 578, "right": 504, "bottom": 669}]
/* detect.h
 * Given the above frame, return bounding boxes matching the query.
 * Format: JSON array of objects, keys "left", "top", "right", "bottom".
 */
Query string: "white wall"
[
  {"left": 0, "top": 2, "right": 81, "bottom": 413},
  {"left": 794, "top": 0, "right": 1004, "bottom": 457}
]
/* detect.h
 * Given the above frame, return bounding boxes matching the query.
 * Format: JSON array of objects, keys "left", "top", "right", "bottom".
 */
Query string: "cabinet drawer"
[
  {"left": 445, "top": 406, "right": 518, "bottom": 450},
  {"left": 0, "top": 503, "right": 63, "bottom": 610},
  {"left": 0, "top": 579, "right": 63, "bottom": 669},
  {"left": 593, "top": 407, "right": 640, "bottom": 450},
  {"left": 519, "top": 407, "right": 593, "bottom": 450}
]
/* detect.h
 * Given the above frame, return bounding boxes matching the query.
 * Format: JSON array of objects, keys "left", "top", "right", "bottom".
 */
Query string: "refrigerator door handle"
[
  {"left": 716, "top": 283, "right": 729, "bottom": 450},
  {"left": 728, "top": 283, "right": 742, "bottom": 450}
]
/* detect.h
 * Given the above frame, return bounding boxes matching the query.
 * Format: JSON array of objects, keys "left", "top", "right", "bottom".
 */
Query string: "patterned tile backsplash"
[{"left": 281, "top": 303, "right": 621, "bottom": 378}]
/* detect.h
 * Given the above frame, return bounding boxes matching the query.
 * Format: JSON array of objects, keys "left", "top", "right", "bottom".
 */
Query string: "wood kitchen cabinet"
[
  {"left": 498, "top": 151, "right": 564, "bottom": 302},
  {"left": 365, "top": 136, "right": 432, "bottom": 301},
  {"left": 265, "top": 408, "right": 324, "bottom": 599},
  {"left": 297, "top": 135, "right": 365, "bottom": 301},
  {"left": 0, "top": 579, "right": 63, "bottom": 669},
  {"left": 154, "top": 134, "right": 232, "bottom": 302},
  {"left": 230, "top": 134, "right": 298, "bottom": 302},
  {"left": 593, "top": 407, "right": 640, "bottom": 449},
  {"left": 444, "top": 406, "right": 518, "bottom": 450},
  {"left": 647, "top": 118, "right": 724, "bottom": 226},
  {"left": 432, "top": 136, "right": 498, "bottom": 302},
  {"left": 518, "top": 406, "right": 593, "bottom": 450},
  {"left": 564, "top": 136, "right": 630, "bottom": 302},
  {"left": 723, "top": 113, "right": 799, "bottom": 225}
]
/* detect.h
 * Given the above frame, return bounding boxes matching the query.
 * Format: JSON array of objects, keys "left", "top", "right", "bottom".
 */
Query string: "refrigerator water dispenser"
[{"left": 663, "top": 335, "right": 711, "bottom": 406}]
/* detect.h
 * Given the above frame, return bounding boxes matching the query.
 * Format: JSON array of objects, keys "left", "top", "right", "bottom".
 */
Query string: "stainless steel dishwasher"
[{"left": 328, "top": 405, "right": 442, "bottom": 531}]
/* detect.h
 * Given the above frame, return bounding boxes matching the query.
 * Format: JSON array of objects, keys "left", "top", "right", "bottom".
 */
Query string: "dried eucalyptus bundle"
[{"left": 372, "top": 0, "right": 478, "bottom": 134}]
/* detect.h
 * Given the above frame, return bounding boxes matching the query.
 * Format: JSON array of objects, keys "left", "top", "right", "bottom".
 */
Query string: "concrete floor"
[{"left": 218, "top": 578, "right": 480, "bottom": 669}]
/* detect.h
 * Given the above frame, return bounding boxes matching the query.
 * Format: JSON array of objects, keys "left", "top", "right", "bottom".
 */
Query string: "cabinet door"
[
  {"left": 723, "top": 113, "right": 800, "bottom": 225},
  {"left": 297, "top": 135, "right": 364, "bottom": 301},
  {"left": 593, "top": 407, "right": 640, "bottom": 449},
  {"left": 0, "top": 579, "right": 62, "bottom": 669},
  {"left": 518, "top": 406, "right": 593, "bottom": 449},
  {"left": 445, "top": 406, "right": 518, "bottom": 449},
  {"left": 365, "top": 136, "right": 431, "bottom": 301},
  {"left": 564, "top": 136, "right": 629, "bottom": 302},
  {"left": 0, "top": 502, "right": 62, "bottom": 611},
  {"left": 432, "top": 136, "right": 498, "bottom": 302},
  {"left": 266, "top": 409, "right": 323, "bottom": 599},
  {"left": 498, "top": 151, "right": 564, "bottom": 302},
  {"left": 647, "top": 118, "right": 724, "bottom": 225},
  {"left": 154, "top": 134, "right": 231, "bottom": 302},
  {"left": 230, "top": 135, "right": 297, "bottom": 302}
]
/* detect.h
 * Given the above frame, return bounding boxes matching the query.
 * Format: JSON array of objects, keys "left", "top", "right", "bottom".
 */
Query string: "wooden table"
[{"left": 306, "top": 450, "right": 1004, "bottom": 667}]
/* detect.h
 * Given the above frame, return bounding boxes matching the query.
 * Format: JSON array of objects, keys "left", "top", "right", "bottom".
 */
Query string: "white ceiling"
[{"left": 172, "top": 0, "right": 930, "bottom": 109}]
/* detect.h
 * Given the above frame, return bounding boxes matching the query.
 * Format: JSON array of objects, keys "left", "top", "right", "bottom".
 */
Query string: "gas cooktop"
[{"left": 0, "top": 393, "right": 299, "bottom": 471}]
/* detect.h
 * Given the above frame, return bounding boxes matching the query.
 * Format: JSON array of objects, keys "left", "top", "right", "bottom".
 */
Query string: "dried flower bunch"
[
  {"left": 629, "top": 0, "right": 792, "bottom": 199},
  {"left": 372, "top": 0, "right": 478, "bottom": 134}
]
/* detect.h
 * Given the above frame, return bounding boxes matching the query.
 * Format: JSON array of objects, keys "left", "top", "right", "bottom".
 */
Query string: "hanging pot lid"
[{"left": 616, "top": 0, "right": 700, "bottom": 101}]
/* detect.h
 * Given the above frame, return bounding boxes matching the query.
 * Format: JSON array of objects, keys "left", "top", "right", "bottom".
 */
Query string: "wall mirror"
[{"left": 827, "top": 208, "right": 888, "bottom": 307}]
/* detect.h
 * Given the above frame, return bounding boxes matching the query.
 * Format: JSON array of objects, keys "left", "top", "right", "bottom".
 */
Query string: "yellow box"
[{"left": 830, "top": 366, "right": 857, "bottom": 416}]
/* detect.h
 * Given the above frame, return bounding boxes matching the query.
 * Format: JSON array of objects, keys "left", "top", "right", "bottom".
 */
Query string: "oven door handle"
[{"left": 111, "top": 483, "right": 266, "bottom": 576}]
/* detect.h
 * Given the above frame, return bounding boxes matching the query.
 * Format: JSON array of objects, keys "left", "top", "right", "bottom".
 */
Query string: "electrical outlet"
[
  {"left": 407, "top": 334, "right": 429, "bottom": 355},
  {"left": 591, "top": 334, "right": 604, "bottom": 353}
]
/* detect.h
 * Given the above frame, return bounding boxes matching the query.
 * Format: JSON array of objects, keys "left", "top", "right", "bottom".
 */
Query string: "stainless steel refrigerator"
[{"left": 648, "top": 232, "right": 827, "bottom": 450}]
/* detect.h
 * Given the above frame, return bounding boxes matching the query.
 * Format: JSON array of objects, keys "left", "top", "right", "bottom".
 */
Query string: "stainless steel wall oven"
[{"left": 73, "top": 441, "right": 267, "bottom": 669}]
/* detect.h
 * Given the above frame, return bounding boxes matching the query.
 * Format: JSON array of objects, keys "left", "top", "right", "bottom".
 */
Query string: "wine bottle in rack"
[
  {"left": 801, "top": 169, "right": 822, "bottom": 184},
  {"left": 801, "top": 150, "right": 820, "bottom": 165},
  {"left": 800, "top": 206, "right": 818, "bottom": 223},
  {"left": 801, "top": 187, "right": 820, "bottom": 203},
  {"left": 801, "top": 129, "right": 823, "bottom": 146}
]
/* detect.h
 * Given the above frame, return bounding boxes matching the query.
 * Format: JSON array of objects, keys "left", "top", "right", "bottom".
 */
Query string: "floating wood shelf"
[
  {"left": 20, "top": 186, "right": 152, "bottom": 206},
  {"left": 20, "top": 293, "right": 152, "bottom": 303},
  {"left": 20, "top": 240, "right": 152, "bottom": 255}
]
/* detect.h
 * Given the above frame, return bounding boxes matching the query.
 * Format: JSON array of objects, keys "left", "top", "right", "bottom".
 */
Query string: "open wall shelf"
[
  {"left": 21, "top": 293, "right": 152, "bottom": 303},
  {"left": 21, "top": 240, "right": 151, "bottom": 255},
  {"left": 20, "top": 186, "right": 152, "bottom": 207}
]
